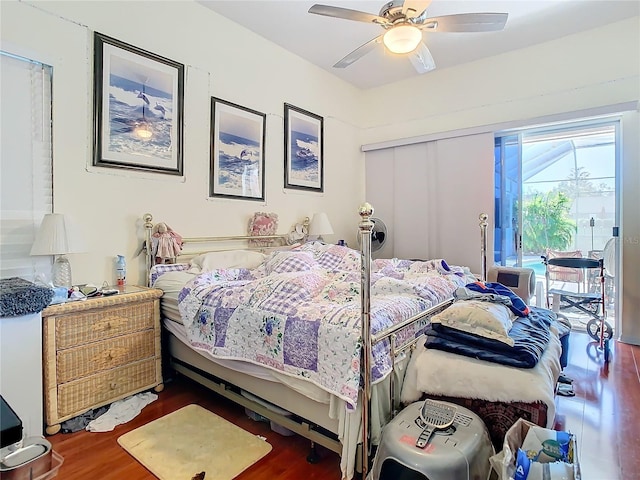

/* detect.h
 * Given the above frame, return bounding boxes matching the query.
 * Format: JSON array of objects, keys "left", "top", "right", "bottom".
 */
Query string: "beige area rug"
[{"left": 118, "top": 404, "right": 272, "bottom": 480}]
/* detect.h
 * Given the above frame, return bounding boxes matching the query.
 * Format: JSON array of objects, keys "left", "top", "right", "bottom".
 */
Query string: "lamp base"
[{"left": 53, "top": 255, "right": 72, "bottom": 288}]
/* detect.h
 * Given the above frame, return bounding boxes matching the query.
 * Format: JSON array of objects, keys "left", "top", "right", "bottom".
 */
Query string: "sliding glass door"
[
  {"left": 495, "top": 118, "right": 620, "bottom": 328},
  {"left": 494, "top": 134, "right": 521, "bottom": 266}
]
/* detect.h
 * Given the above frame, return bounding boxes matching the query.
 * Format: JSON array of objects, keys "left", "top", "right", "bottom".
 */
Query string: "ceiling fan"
[{"left": 308, "top": 0, "right": 508, "bottom": 74}]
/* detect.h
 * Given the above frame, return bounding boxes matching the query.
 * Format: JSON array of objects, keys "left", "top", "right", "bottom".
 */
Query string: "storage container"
[
  {"left": 241, "top": 390, "right": 295, "bottom": 436},
  {"left": 369, "top": 400, "right": 494, "bottom": 480},
  {"left": 0, "top": 437, "right": 64, "bottom": 480}
]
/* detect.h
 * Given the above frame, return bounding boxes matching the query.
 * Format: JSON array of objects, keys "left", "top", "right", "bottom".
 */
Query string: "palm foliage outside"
[{"left": 522, "top": 191, "right": 576, "bottom": 254}]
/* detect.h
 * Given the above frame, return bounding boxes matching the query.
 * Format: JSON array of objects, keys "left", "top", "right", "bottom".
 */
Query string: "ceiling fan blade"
[
  {"left": 333, "top": 35, "right": 383, "bottom": 69},
  {"left": 309, "top": 4, "right": 388, "bottom": 25},
  {"left": 418, "top": 12, "right": 508, "bottom": 32},
  {"left": 401, "top": 0, "right": 432, "bottom": 17},
  {"left": 408, "top": 42, "right": 436, "bottom": 74}
]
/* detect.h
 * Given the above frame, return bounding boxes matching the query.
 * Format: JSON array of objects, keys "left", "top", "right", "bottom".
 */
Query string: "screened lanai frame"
[
  {"left": 494, "top": 116, "right": 621, "bottom": 269},
  {"left": 493, "top": 116, "right": 622, "bottom": 329}
]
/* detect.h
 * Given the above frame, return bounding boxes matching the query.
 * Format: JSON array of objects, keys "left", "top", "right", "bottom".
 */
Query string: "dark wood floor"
[
  {"left": 47, "top": 376, "right": 342, "bottom": 480},
  {"left": 553, "top": 332, "right": 640, "bottom": 480},
  {"left": 47, "top": 331, "right": 639, "bottom": 480}
]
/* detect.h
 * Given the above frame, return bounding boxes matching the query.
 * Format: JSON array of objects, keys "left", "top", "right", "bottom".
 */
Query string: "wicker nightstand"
[{"left": 42, "top": 285, "right": 163, "bottom": 435}]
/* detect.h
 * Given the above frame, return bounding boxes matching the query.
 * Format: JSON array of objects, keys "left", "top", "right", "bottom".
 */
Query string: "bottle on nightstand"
[{"left": 115, "top": 255, "right": 126, "bottom": 287}]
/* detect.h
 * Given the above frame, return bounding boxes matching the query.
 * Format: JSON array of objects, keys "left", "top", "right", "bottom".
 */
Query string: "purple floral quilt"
[{"left": 178, "top": 242, "right": 470, "bottom": 408}]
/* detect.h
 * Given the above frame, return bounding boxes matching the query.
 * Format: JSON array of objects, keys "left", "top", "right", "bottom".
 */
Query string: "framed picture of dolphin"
[
  {"left": 284, "top": 103, "right": 323, "bottom": 192},
  {"left": 93, "top": 32, "right": 184, "bottom": 175},
  {"left": 209, "top": 97, "right": 266, "bottom": 201}
]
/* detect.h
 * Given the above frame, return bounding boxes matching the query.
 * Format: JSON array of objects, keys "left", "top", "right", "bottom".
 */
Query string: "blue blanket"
[{"left": 425, "top": 306, "right": 554, "bottom": 368}]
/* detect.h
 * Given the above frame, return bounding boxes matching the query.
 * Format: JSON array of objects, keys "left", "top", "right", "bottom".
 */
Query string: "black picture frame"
[
  {"left": 93, "top": 32, "right": 184, "bottom": 175},
  {"left": 210, "top": 97, "right": 266, "bottom": 201},
  {"left": 284, "top": 103, "right": 323, "bottom": 192}
]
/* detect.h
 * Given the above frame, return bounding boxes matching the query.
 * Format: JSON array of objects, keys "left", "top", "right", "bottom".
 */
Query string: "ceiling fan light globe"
[{"left": 383, "top": 25, "right": 422, "bottom": 54}]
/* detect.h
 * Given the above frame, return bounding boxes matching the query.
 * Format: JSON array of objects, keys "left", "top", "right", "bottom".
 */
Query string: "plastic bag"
[{"left": 489, "top": 418, "right": 581, "bottom": 480}]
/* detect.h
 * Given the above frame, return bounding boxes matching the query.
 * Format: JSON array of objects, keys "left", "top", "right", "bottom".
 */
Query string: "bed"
[
  {"left": 140, "top": 205, "right": 560, "bottom": 479},
  {"left": 143, "top": 206, "right": 474, "bottom": 480}
]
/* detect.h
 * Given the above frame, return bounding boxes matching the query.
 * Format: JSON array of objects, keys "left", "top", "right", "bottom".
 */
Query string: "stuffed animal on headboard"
[{"left": 151, "top": 222, "right": 183, "bottom": 263}]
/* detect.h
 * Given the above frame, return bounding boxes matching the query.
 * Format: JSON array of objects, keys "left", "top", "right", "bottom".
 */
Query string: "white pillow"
[
  {"left": 430, "top": 300, "right": 515, "bottom": 346},
  {"left": 188, "top": 250, "right": 266, "bottom": 274},
  {"left": 152, "top": 271, "right": 196, "bottom": 293}
]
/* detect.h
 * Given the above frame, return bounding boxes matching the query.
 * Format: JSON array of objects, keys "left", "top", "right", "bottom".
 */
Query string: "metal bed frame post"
[
  {"left": 358, "top": 206, "right": 489, "bottom": 476},
  {"left": 358, "top": 203, "right": 374, "bottom": 478},
  {"left": 479, "top": 213, "right": 488, "bottom": 282},
  {"left": 143, "top": 213, "right": 154, "bottom": 287}
]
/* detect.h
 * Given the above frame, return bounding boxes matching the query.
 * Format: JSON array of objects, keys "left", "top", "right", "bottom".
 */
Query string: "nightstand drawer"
[
  {"left": 57, "top": 359, "right": 156, "bottom": 418},
  {"left": 55, "top": 302, "right": 154, "bottom": 349},
  {"left": 56, "top": 330, "right": 155, "bottom": 383}
]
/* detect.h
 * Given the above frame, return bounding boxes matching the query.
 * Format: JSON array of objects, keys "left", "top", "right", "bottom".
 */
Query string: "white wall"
[
  {"left": 362, "top": 17, "right": 640, "bottom": 344},
  {"left": 0, "top": 313, "right": 43, "bottom": 436},
  {"left": 361, "top": 17, "right": 639, "bottom": 142},
  {"left": 0, "top": 0, "right": 366, "bottom": 286},
  {"left": 619, "top": 111, "right": 640, "bottom": 345}
]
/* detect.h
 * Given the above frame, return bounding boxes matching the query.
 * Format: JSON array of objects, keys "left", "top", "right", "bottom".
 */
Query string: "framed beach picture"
[
  {"left": 210, "top": 97, "right": 266, "bottom": 201},
  {"left": 284, "top": 103, "right": 323, "bottom": 192},
  {"left": 93, "top": 32, "right": 184, "bottom": 175}
]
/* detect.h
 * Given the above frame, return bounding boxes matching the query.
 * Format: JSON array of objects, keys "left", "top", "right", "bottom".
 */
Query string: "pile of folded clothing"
[{"left": 424, "top": 282, "right": 554, "bottom": 369}]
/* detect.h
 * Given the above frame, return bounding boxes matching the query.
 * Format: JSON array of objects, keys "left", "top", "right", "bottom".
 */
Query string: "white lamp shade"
[
  {"left": 309, "top": 213, "right": 334, "bottom": 236},
  {"left": 383, "top": 25, "right": 422, "bottom": 54},
  {"left": 30, "top": 213, "right": 85, "bottom": 256}
]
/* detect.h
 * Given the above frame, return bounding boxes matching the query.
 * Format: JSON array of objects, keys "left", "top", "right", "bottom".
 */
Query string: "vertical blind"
[
  {"left": 364, "top": 132, "right": 495, "bottom": 273},
  {"left": 0, "top": 52, "right": 53, "bottom": 281}
]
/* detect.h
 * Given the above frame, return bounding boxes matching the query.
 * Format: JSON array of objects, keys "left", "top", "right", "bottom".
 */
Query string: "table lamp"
[
  {"left": 309, "top": 212, "right": 334, "bottom": 242},
  {"left": 30, "top": 213, "right": 84, "bottom": 287}
]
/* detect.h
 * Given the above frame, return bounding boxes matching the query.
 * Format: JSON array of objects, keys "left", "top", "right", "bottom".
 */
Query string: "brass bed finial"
[
  {"left": 359, "top": 202, "right": 373, "bottom": 219},
  {"left": 358, "top": 202, "right": 375, "bottom": 235},
  {"left": 143, "top": 213, "right": 153, "bottom": 227}
]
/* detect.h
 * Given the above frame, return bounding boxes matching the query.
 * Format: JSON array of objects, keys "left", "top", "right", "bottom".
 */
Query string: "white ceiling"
[{"left": 198, "top": 0, "right": 639, "bottom": 90}]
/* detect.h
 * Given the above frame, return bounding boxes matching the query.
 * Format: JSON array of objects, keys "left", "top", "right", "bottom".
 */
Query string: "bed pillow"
[
  {"left": 188, "top": 250, "right": 266, "bottom": 274},
  {"left": 264, "top": 250, "right": 316, "bottom": 274},
  {"left": 430, "top": 300, "right": 515, "bottom": 346},
  {"left": 152, "top": 270, "right": 197, "bottom": 293}
]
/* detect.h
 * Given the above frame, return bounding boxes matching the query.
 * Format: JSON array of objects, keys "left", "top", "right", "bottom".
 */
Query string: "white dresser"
[{"left": 0, "top": 312, "right": 44, "bottom": 438}]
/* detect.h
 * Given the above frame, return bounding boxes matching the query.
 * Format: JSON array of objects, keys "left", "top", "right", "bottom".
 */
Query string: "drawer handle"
[
  {"left": 109, "top": 382, "right": 117, "bottom": 390},
  {"left": 105, "top": 323, "right": 112, "bottom": 331},
  {"left": 106, "top": 352, "right": 113, "bottom": 361}
]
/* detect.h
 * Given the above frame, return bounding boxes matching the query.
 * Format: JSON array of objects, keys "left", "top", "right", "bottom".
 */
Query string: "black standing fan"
[{"left": 358, "top": 217, "right": 388, "bottom": 253}]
